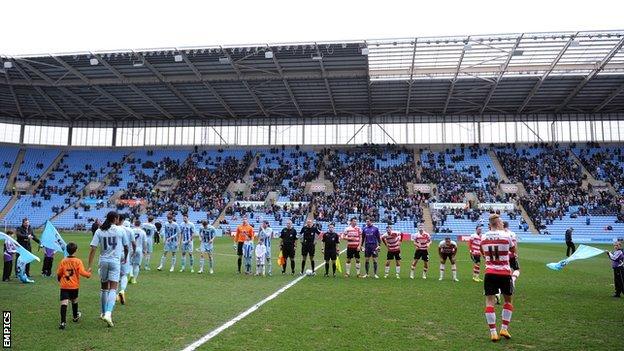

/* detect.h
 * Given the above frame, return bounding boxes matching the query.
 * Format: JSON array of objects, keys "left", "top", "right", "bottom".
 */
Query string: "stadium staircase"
[
  {"left": 47, "top": 153, "right": 133, "bottom": 226},
  {"left": 213, "top": 152, "right": 259, "bottom": 227},
  {"left": 568, "top": 149, "right": 618, "bottom": 195},
  {"left": 27, "top": 150, "right": 65, "bottom": 193},
  {"left": 488, "top": 151, "right": 539, "bottom": 234},
  {"left": 421, "top": 206, "right": 434, "bottom": 233},
  {"left": 3, "top": 148, "right": 25, "bottom": 192},
  {"left": 0, "top": 149, "right": 66, "bottom": 221}
]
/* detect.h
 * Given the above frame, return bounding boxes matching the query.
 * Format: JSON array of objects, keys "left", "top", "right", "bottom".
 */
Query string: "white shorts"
[
  {"left": 99, "top": 261, "right": 121, "bottom": 283},
  {"left": 164, "top": 242, "right": 178, "bottom": 253},
  {"left": 131, "top": 252, "right": 143, "bottom": 266},
  {"left": 144, "top": 237, "right": 154, "bottom": 254},
  {"left": 182, "top": 242, "right": 194, "bottom": 253},
  {"left": 200, "top": 242, "right": 213, "bottom": 253}
]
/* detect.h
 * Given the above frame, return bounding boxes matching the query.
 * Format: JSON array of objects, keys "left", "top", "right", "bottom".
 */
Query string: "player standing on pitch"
[
  {"left": 342, "top": 217, "right": 363, "bottom": 277},
  {"left": 234, "top": 218, "right": 254, "bottom": 274},
  {"left": 258, "top": 221, "right": 274, "bottom": 276},
  {"left": 410, "top": 224, "right": 431, "bottom": 279},
  {"left": 198, "top": 220, "right": 216, "bottom": 274},
  {"left": 481, "top": 214, "right": 516, "bottom": 342},
  {"left": 279, "top": 220, "right": 298, "bottom": 275},
  {"left": 299, "top": 219, "right": 321, "bottom": 275},
  {"left": 130, "top": 220, "right": 147, "bottom": 284},
  {"left": 179, "top": 214, "right": 197, "bottom": 273},
  {"left": 140, "top": 216, "right": 157, "bottom": 270},
  {"left": 469, "top": 225, "right": 483, "bottom": 282},
  {"left": 87, "top": 211, "right": 129, "bottom": 327},
  {"left": 118, "top": 217, "right": 136, "bottom": 305},
  {"left": 503, "top": 221, "right": 520, "bottom": 286},
  {"left": 361, "top": 218, "right": 381, "bottom": 278},
  {"left": 438, "top": 237, "right": 458, "bottom": 281},
  {"left": 157, "top": 214, "right": 180, "bottom": 272},
  {"left": 321, "top": 223, "right": 340, "bottom": 277},
  {"left": 382, "top": 225, "right": 402, "bottom": 279}
]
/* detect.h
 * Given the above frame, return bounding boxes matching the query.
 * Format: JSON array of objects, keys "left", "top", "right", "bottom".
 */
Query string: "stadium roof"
[{"left": 1, "top": 30, "right": 624, "bottom": 123}]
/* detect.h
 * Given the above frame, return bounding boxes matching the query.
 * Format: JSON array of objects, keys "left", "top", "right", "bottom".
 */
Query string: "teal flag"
[
  {"left": 0, "top": 231, "right": 41, "bottom": 264},
  {"left": 547, "top": 244, "right": 606, "bottom": 271},
  {"left": 40, "top": 220, "right": 68, "bottom": 256}
]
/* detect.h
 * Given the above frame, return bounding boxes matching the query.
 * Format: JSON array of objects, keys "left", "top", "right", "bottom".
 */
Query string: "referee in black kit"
[{"left": 299, "top": 219, "right": 321, "bottom": 275}]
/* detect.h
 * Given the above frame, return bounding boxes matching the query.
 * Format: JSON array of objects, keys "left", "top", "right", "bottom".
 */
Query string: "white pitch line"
[{"left": 181, "top": 248, "right": 346, "bottom": 351}]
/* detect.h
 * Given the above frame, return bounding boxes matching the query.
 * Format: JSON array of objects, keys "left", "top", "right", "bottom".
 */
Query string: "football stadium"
[{"left": 1, "top": 2, "right": 623, "bottom": 350}]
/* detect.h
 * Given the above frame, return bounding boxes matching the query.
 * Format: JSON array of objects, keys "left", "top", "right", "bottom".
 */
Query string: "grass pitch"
[{"left": 1, "top": 232, "right": 621, "bottom": 351}]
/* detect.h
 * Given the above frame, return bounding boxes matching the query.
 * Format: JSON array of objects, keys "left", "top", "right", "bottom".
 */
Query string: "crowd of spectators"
[
  {"left": 496, "top": 144, "right": 621, "bottom": 231},
  {"left": 313, "top": 146, "right": 423, "bottom": 224},
  {"left": 576, "top": 143, "right": 624, "bottom": 194},
  {"left": 245, "top": 147, "right": 319, "bottom": 202},
  {"left": 222, "top": 201, "right": 310, "bottom": 228}
]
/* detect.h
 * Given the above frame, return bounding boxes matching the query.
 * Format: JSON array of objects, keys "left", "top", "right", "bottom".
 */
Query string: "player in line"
[
  {"left": 257, "top": 221, "right": 274, "bottom": 276},
  {"left": 180, "top": 215, "right": 197, "bottom": 273},
  {"left": 299, "top": 219, "right": 321, "bottom": 276},
  {"left": 342, "top": 217, "right": 362, "bottom": 277},
  {"left": 118, "top": 216, "right": 136, "bottom": 304},
  {"left": 234, "top": 218, "right": 254, "bottom": 274},
  {"left": 198, "top": 220, "right": 216, "bottom": 274},
  {"left": 131, "top": 220, "right": 147, "bottom": 284},
  {"left": 361, "top": 218, "right": 381, "bottom": 279},
  {"left": 438, "top": 237, "right": 458, "bottom": 282},
  {"left": 469, "top": 225, "right": 483, "bottom": 282},
  {"left": 410, "top": 224, "right": 431, "bottom": 279},
  {"left": 57, "top": 242, "right": 91, "bottom": 330},
  {"left": 481, "top": 214, "right": 516, "bottom": 342},
  {"left": 87, "top": 211, "right": 129, "bottom": 327},
  {"left": 504, "top": 221, "right": 520, "bottom": 285},
  {"left": 382, "top": 225, "right": 402, "bottom": 279},
  {"left": 279, "top": 220, "right": 298, "bottom": 275},
  {"left": 321, "top": 223, "right": 340, "bottom": 277},
  {"left": 141, "top": 216, "right": 157, "bottom": 270},
  {"left": 157, "top": 214, "right": 180, "bottom": 272}
]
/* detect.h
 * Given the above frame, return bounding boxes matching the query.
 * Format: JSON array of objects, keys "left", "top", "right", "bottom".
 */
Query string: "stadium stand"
[{"left": 0, "top": 146, "right": 19, "bottom": 210}]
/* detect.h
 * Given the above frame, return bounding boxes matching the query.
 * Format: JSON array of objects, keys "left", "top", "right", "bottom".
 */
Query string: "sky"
[{"left": 1, "top": 0, "right": 623, "bottom": 56}]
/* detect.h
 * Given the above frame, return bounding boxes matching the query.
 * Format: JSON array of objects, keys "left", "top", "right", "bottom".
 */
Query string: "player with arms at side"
[
  {"left": 321, "top": 223, "right": 340, "bottom": 277},
  {"left": 234, "top": 218, "right": 254, "bottom": 274},
  {"left": 438, "top": 237, "right": 459, "bottom": 282},
  {"left": 130, "top": 220, "right": 147, "bottom": 284},
  {"left": 469, "top": 225, "right": 483, "bottom": 282},
  {"left": 361, "top": 218, "right": 381, "bottom": 278},
  {"left": 140, "top": 216, "right": 157, "bottom": 270},
  {"left": 118, "top": 216, "right": 136, "bottom": 305},
  {"left": 299, "top": 219, "right": 321, "bottom": 275},
  {"left": 342, "top": 217, "right": 363, "bottom": 278},
  {"left": 279, "top": 220, "right": 298, "bottom": 275},
  {"left": 410, "top": 224, "right": 431, "bottom": 279},
  {"left": 157, "top": 214, "right": 180, "bottom": 272},
  {"left": 258, "top": 221, "right": 275, "bottom": 276},
  {"left": 198, "top": 220, "right": 216, "bottom": 274},
  {"left": 382, "top": 225, "right": 402, "bottom": 279},
  {"left": 87, "top": 211, "right": 129, "bottom": 327},
  {"left": 503, "top": 221, "right": 520, "bottom": 286},
  {"left": 179, "top": 214, "right": 197, "bottom": 273},
  {"left": 481, "top": 214, "right": 516, "bottom": 342}
]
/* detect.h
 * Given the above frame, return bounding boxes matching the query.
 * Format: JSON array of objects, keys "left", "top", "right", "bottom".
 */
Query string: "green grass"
[{"left": 1, "top": 232, "right": 621, "bottom": 351}]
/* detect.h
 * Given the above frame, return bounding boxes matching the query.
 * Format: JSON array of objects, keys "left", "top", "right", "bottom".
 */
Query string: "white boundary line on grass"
[{"left": 180, "top": 248, "right": 347, "bottom": 351}]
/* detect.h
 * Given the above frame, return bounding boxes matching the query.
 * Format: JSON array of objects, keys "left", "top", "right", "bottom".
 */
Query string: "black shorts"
[
  {"left": 282, "top": 246, "right": 295, "bottom": 259},
  {"left": 364, "top": 245, "right": 379, "bottom": 258},
  {"left": 413, "top": 250, "right": 429, "bottom": 261},
  {"left": 440, "top": 253, "right": 455, "bottom": 261},
  {"left": 510, "top": 257, "right": 520, "bottom": 271},
  {"left": 386, "top": 251, "right": 401, "bottom": 261},
  {"left": 302, "top": 244, "right": 315, "bottom": 257},
  {"left": 484, "top": 274, "right": 514, "bottom": 296},
  {"left": 237, "top": 242, "right": 244, "bottom": 256},
  {"left": 346, "top": 247, "right": 360, "bottom": 260},
  {"left": 471, "top": 254, "right": 481, "bottom": 264},
  {"left": 324, "top": 250, "right": 337, "bottom": 261},
  {"left": 60, "top": 288, "right": 79, "bottom": 301}
]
